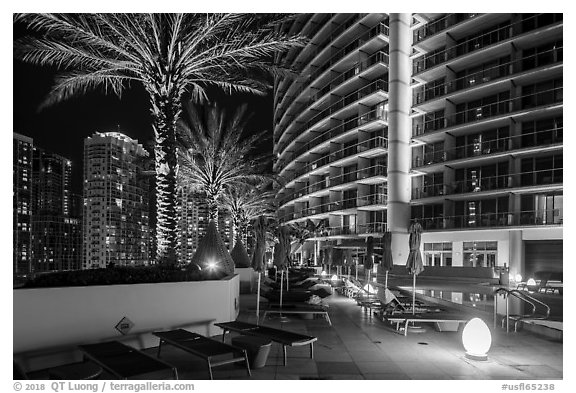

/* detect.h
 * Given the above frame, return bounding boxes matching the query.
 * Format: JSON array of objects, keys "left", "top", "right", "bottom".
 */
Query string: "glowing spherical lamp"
[
  {"left": 462, "top": 318, "right": 492, "bottom": 361},
  {"left": 527, "top": 278, "right": 536, "bottom": 286},
  {"left": 321, "top": 270, "right": 327, "bottom": 277},
  {"left": 514, "top": 274, "right": 522, "bottom": 283},
  {"left": 526, "top": 278, "right": 538, "bottom": 291},
  {"left": 331, "top": 274, "right": 338, "bottom": 281}
]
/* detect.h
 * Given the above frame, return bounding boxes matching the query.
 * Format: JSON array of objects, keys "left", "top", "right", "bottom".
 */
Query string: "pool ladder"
[{"left": 493, "top": 288, "right": 550, "bottom": 333}]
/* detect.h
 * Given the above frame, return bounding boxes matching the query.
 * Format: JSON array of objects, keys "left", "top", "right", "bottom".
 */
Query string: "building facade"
[
  {"left": 273, "top": 13, "right": 562, "bottom": 280},
  {"left": 82, "top": 132, "right": 152, "bottom": 269},
  {"left": 31, "top": 147, "right": 82, "bottom": 273},
  {"left": 13, "top": 133, "right": 34, "bottom": 282}
]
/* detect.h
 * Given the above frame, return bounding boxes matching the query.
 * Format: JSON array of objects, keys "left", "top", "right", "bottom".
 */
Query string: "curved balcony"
[
  {"left": 412, "top": 127, "right": 563, "bottom": 168},
  {"left": 276, "top": 51, "right": 389, "bottom": 152},
  {"left": 412, "top": 168, "right": 563, "bottom": 200},
  {"left": 413, "top": 13, "right": 562, "bottom": 77},
  {"left": 413, "top": 208, "right": 562, "bottom": 231},
  {"left": 412, "top": 87, "right": 562, "bottom": 138},
  {"left": 276, "top": 22, "right": 389, "bottom": 136},
  {"left": 413, "top": 46, "right": 563, "bottom": 107},
  {"left": 277, "top": 106, "right": 388, "bottom": 174},
  {"left": 280, "top": 162, "right": 388, "bottom": 208},
  {"left": 413, "top": 13, "right": 481, "bottom": 44},
  {"left": 279, "top": 136, "right": 388, "bottom": 205},
  {"left": 278, "top": 79, "right": 387, "bottom": 158}
]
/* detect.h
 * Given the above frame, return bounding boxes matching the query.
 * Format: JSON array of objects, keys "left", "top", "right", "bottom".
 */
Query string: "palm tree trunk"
[
  {"left": 208, "top": 197, "right": 219, "bottom": 226},
  {"left": 149, "top": 91, "right": 181, "bottom": 265}
]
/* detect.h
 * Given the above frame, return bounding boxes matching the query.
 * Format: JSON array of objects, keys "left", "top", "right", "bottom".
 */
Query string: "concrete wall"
[
  {"left": 13, "top": 275, "right": 239, "bottom": 370},
  {"left": 235, "top": 267, "right": 256, "bottom": 294}
]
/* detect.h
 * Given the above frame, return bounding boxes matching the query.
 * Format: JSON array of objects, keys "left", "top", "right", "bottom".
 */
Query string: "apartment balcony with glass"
[
  {"left": 412, "top": 153, "right": 562, "bottom": 200},
  {"left": 412, "top": 117, "right": 562, "bottom": 169},
  {"left": 412, "top": 79, "right": 562, "bottom": 138},
  {"left": 411, "top": 13, "right": 562, "bottom": 80}
]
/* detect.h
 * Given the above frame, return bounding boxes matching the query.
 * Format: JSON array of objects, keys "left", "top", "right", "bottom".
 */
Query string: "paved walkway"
[{"left": 143, "top": 292, "right": 562, "bottom": 380}]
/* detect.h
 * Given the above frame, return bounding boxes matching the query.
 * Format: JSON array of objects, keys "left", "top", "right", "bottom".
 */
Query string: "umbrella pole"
[
  {"left": 280, "top": 269, "right": 284, "bottom": 310},
  {"left": 286, "top": 268, "right": 289, "bottom": 292},
  {"left": 385, "top": 270, "right": 389, "bottom": 290},
  {"left": 412, "top": 273, "right": 416, "bottom": 315},
  {"left": 256, "top": 272, "right": 261, "bottom": 323}
]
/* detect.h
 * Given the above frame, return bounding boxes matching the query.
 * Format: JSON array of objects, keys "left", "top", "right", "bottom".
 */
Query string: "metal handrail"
[{"left": 493, "top": 287, "right": 550, "bottom": 333}]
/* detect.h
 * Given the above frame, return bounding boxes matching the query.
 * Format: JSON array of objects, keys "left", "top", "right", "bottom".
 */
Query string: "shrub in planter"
[{"left": 20, "top": 265, "right": 218, "bottom": 289}]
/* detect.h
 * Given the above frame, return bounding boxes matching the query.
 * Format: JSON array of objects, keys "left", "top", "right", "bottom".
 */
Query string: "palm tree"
[
  {"left": 177, "top": 102, "right": 269, "bottom": 226},
  {"left": 14, "top": 13, "right": 305, "bottom": 264},
  {"left": 220, "top": 182, "right": 275, "bottom": 248}
]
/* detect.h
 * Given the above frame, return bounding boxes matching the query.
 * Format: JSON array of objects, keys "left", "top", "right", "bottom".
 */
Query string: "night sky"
[{"left": 13, "top": 23, "right": 275, "bottom": 194}]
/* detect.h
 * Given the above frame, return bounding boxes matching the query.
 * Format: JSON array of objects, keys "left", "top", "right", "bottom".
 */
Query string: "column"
[{"left": 387, "top": 13, "right": 412, "bottom": 263}]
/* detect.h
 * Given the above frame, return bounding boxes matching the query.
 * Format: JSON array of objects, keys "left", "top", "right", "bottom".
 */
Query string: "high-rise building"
[
  {"left": 82, "top": 132, "right": 152, "bottom": 269},
  {"left": 31, "top": 147, "right": 82, "bottom": 273},
  {"left": 13, "top": 133, "right": 34, "bottom": 282},
  {"left": 177, "top": 186, "right": 233, "bottom": 263},
  {"left": 273, "top": 13, "right": 562, "bottom": 280}
]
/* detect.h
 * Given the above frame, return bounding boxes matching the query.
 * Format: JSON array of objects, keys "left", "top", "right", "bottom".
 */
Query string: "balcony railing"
[
  {"left": 277, "top": 22, "right": 389, "bottom": 128},
  {"left": 313, "top": 221, "right": 387, "bottom": 237},
  {"left": 276, "top": 50, "right": 389, "bottom": 142},
  {"left": 331, "top": 165, "right": 387, "bottom": 187},
  {"left": 279, "top": 137, "right": 388, "bottom": 205},
  {"left": 413, "top": 13, "right": 480, "bottom": 43},
  {"left": 413, "top": 46, "right": 562, "bottom": 105},
  {"left": 357, "top": 193, "right": 388, "bottom": 207},
  {"left": 412, "top": 87, "right": 562, "bottom": 136},
  {"left": 277, "top": 106, "right": 388, "bottom": 172},
  {"left": 413, "top": 13, "right": 562, "bottom": 75},
  {"left": 413, "top": 208, "right": 562, "bottom": 231},
  {"left": 412, "top": 168, "right": 563, "bottom": 199},
  {"left": 412, "top": 127, "right": 563, "bottom": 167}
]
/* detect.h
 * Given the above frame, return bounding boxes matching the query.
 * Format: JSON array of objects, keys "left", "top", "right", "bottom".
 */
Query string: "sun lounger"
[
  {"left": 382, "top": 312, "right": 471, "bottom": 336},
  {"left": 153, "top": 329, "right": 250, "bottom": 380},
  {"left": 263, "top": 304, "right": 332, "bottom": 325},
  {"left": 214, "top": 321, "right": 317, "bottom": 366},
  {"left": 78, "top": 341, "right": 178, "bottom": 379}
]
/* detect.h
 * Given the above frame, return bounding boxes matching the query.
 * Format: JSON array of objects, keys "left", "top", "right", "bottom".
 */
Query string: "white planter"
[
  {"left": 234, "top": 267, "right": 257, "bottom": 294},
  {"left": 13, "top": 275, "right": 239, "bottom": 370}
]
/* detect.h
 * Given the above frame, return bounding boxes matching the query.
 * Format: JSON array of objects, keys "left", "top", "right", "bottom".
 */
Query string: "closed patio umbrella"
[
  {"left": 343, "top": 249, "right": 353, "bottom": 277},
  {"left": 251, "top": 216, "right": 266, "bottom": 320},
  {"left": 365, "top": 237, "right": 374, "bottom": 295},
  {"left": 406, "top": 222, "right": 424, "bottom": 314},
  {"left": 273, "top": 226, "right": 291, "bottom": 311},
  {"left": 381, "top": 231, "right": 394, "bottom": 290}
]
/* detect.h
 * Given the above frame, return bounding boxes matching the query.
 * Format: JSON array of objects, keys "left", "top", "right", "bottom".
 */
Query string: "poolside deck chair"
[
  {"left": 78, "top": 341, "right": 178, "bottom": 379},
  {"left": 153, "top": 329, "right": 250, "bottom": 380},
  {"left": 214, "top": 321, "right": 317, "bottom": 366}
]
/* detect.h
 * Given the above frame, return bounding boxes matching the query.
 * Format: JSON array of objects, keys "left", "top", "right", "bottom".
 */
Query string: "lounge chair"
[
  {"left": 153, "top": 329, "right": 250, "bottom": 380},
  {"left": 78, "top": 341, "right": 178, "bottom": 379},
  {"left": 382, "top": 311, "right": 471, "bottom": 336},
  {"left": 214, "top": 321, "right": 317, "bottom": 366}
]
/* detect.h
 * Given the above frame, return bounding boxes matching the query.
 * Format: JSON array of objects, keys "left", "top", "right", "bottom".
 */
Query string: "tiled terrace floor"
[{"left": 139, "top": 292, "right": 562, "bottom": 380}]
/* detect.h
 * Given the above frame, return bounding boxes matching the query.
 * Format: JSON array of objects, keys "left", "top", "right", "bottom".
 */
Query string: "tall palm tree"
[
  {"left": 221, "top": 182, "right": 275, "bottom": 248},
  {"left": 14, "top": 13, "right": 305, "bottom": 264},
  {"left": 177, "top": 102, "right": 269, "bottom": 226}
]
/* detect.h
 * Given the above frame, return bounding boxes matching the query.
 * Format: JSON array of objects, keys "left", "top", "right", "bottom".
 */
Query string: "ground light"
[
  {"left": 526, "top": 278, "right": 538, "bottom": 291},
  {"left": 321, "top": 270, "right": 327, "bottom": 277},
  {"left": 331, "top": 275, "right": 338, "bottom": 281},
  {"left": 514, "top": 274, "right": 523, "bottom": 283},
  {"left": 462, "top": 317, "right": 492, "bottom": 361}
]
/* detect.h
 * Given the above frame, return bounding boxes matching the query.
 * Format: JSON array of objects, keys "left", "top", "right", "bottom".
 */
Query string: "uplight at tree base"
[{"left": 462, "top": 317, "right": 491, "bottom": 361}]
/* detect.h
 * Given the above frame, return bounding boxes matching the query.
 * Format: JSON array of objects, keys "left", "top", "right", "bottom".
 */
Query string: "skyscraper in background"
[
  {"left": 31, "top": 147, "right": 82, "bottom": 273},
  {"left": 273, "top": 13, "right": 562, "bottom": 281},
  {"left": 82, "top": 132, "right": 152, "bottom": 269},
  {"left": 13, "top": 133, "right": 34, "bottom": 283}
]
